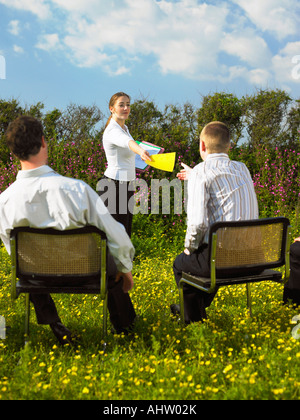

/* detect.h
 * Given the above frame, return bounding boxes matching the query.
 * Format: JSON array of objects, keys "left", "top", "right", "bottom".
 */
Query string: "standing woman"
[{"left": 98, "top": 92, "right": 150, "bottom": 237}]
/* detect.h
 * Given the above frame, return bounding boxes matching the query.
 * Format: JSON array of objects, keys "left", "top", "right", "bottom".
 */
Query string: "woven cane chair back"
[
  {"left": 213, "top": 221, "right": 285, "bottom": 270},
  {"left": 13, "top": 227, "right": 105, "bottom": 280}
]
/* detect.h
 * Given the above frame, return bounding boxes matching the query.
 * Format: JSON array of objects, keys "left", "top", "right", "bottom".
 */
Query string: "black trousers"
[
  {"left": 97, "top": 176, "right": 134, "bottom": 237},
  {"left": 283, "top": 241, "right": 300, "bottom": 306},
  {"left": 173, "top": 244, "right": 218, "bottom": 323},
  {"left": 30, "top": 253, "right": 136, "bottom": 332}
]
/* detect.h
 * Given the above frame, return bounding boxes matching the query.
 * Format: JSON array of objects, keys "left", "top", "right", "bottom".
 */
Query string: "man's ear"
[
  {"left": 200, "top": 139, "right": 206, "bottom": 152},
  {"left": 41, "top": 136, "right": 47, "bottom": 148}
]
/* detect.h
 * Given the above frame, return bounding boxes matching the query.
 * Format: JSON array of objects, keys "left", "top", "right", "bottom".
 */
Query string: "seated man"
[
  {"left": 172, "top": 121, "right": 259, "bottom": 323},
  {"left": 284, "top": 239, "right": 300, "bottom": 307},
  {"left": 0, "top": 116, "right": 136, "bottom": 344}
]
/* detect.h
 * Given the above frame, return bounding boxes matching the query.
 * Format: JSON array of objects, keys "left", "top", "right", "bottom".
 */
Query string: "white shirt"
[
  {"left": 0, "top": 165, "right": 135, "bottom": 273},
  {"left": 103, "top": 119, "right": 136, "bottom": 181},
  {"left": 185, "top": 153, "right": 259, "bottom": 252}
]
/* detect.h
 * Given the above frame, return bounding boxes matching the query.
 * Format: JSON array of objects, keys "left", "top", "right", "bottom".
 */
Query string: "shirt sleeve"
[
  {"left": 184, "top": 167, "right": 209, "bottom": 252},
  {"left": 104, "top": 124, "right": 133, "bottom": 149},
  {"left": 83, "top": 185, "right": 135, "bottom": 273}
]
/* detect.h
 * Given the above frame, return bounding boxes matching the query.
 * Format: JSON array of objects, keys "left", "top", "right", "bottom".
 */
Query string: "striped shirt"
[{"left": 185, "top": 153, "right": 259, "bottom": 252}]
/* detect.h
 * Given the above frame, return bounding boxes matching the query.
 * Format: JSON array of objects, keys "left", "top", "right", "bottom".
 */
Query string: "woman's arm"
[{"left": 128, "top": 140, "right": 151, "bottom": 161}]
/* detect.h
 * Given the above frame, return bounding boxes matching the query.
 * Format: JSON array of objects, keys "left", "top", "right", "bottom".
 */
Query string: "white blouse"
[{"left": 102, "top": 119, "right": 136, "bottom": 181}]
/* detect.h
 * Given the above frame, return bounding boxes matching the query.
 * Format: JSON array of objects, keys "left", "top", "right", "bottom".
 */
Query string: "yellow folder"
[{"left": 145, "top": 152, "right": 176, "bottom": 172}]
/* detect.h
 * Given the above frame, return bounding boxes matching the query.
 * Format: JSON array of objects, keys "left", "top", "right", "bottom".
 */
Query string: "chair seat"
[
  {"left": 182, "top": 269, "right": 283, "bottom": 289},
  {"left": 16, "top": 279, "right": 101, "bottom": 295}
]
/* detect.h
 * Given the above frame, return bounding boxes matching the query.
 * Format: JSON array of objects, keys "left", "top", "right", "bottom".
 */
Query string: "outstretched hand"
[
  {"left": 140, "top": 150, "right": 151, "bottom": 162},
  {"left": 176, "top": 162, "right": 192, "bottom": 180}
]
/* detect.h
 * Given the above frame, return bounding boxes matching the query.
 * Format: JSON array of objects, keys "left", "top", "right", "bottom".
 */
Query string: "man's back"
[
  {"left": 185, "top": 153, "right": 258, "bottom": 251},
  {"left": 0, "top": 165, "right": 134, "bottom": 273}
]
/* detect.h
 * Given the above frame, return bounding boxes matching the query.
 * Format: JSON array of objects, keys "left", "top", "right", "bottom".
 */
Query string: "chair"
[
  {"left": 10, "top": 226, "right": 108, "bottom": 346},
  {"left": 179, "top": 217, "right": 291, "bottom": 322}
]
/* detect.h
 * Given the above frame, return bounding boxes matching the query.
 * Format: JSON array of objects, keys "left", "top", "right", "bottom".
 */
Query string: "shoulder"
[
  {"left": 192, "top": 162, "right": 204, "bottom": 172},
  {"left": 55, "top": 174, "right": 90, "bottom": 192},
  {"left": 230, "top": 160, "right": 250, "bottom": 171},
  {"left": 0, "top": 182, "right": 16, "bottom": 204},
  {"left": 191, "top": 162, "right": 205, "bottom": 176},
  {"left": 103, "top": 120, "right": 123, "bottom": 137}
]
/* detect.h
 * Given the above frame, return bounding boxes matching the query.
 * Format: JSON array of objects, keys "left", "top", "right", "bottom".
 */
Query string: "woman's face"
[{"left": 110, "top": 96, "right": 131, "bottom": 122}]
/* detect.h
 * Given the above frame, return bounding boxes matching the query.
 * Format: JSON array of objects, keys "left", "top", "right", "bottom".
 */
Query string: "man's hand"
[
  {"left": 115, "top": 271, "right": 134, "bottom": 293},
  {"left": 177, "top": 163, "right": 192, "bottom": 180}
]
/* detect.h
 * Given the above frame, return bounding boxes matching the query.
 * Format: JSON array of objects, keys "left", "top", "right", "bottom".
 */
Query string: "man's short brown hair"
[
  {"left": 200, "top": 121, "right": 230, "bottom": 153},
  {"left": 5, "top": 116, "right": 44, "bottom": 161}
]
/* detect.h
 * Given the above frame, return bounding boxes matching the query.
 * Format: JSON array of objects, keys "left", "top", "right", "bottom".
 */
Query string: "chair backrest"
[
  {"left": 208, "top": 217, "right": 291, "bottom": 276},
  {"left": 10, "top": 226, "right": 107, "bottom": 281}
]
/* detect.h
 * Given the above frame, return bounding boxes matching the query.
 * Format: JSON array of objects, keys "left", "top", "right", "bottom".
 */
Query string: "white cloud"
[
  {"left": 272, "top": 42, "right": 300, "bottom": 84},
  {"left": 248, "top": 69, "right": 272, "bottom": 86},
  {"left": 49, "top": 0, "right": 229, "bottom": 79},
  {"left": 232, "top": 0, "right": 300, "bottom": 40},
  {"left": 13, "top": 45, "right": 24, "bottom": 54},
  {"left": 36, "top": 34, "right": 60, "bottom": 51},
  {"left": 0, "top": 0, "right": 51, "bottom": 20},
  {"left": 8, "top": 20, "right": 21, "bottom": 36},
  {"left": 220, "top": 29, "right": 272, "bottom": 68},
  {"left": 0, "top": 0, "right": 299, "bottom": 90}
]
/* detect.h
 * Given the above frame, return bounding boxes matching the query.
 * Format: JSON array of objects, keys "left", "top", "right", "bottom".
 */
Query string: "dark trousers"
[
  {"left": 30, "top": 253, "right": 136, "bottom": 332},
  {"left": 173, "top": 244, "right": 219, "bottom": 323},
  {"left": 283, "top": 241, "right": 300, "bottom": 306},
  {"left": 97, "top": 176, "right": 134, "bottom": 237}
]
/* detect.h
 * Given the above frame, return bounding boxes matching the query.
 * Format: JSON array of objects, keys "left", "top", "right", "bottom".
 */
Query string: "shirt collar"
[
  {"left": 110, "top": 118, "right": 129, "bottom": 133},
  {"left": 16, "top": 165, "right": 55, "bottom": 179},
  {"left": 205, "top": 153, "right": 230, "bottom": 161}
]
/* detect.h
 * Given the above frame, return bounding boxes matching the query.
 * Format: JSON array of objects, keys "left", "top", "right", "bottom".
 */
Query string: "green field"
[
  {"left": 0, "top": 216, "right": 299, "bottom": 401},
  {"left": 0, "top": 92, "right": 299, "bottom": 400}
]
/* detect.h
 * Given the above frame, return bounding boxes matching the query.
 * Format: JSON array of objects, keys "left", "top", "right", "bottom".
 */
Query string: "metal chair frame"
[
  {"left": 179, "top": 217, "right": 291, "bottom": 322},
  {"left": 10, "top": 226, "right": 108, "bottom": 346}
]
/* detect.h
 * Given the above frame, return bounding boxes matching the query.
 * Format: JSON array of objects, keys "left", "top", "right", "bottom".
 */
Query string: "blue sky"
[{"left": 0, "top": 0, "right": 299, "bottom": 118}]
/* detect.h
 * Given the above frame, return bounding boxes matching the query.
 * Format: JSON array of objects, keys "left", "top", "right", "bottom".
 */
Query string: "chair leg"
[
  {"left": 102, "top": 293, "right": 108, "bottom": 350},
  {"left": 246, "top": 283, "right": 252, "bottom": 317},
  {"left": 24, "top": 293, "right": 30, "bottom": 345},
  {"left": 178, "top": 281, "right": 185, "bottom": 325}
]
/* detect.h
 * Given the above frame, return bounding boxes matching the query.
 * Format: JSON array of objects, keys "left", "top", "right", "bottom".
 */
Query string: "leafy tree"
[
  {"left": 197, "top": 92, "right": 244, "bottom": 147},
  {"left": 0, "top": 98, "right": 44, "bottom": 165},
  {"left": 0, "top": 98, "right": 23, "bottom": 136},
  {"left": 54, "top": 103, "right": 103, "bottom": 143},
  {"left": 42, "top": 108, "right": 62, "bottom": 141},
  {"left": 127, "top": 99, "right": 163, "bottom": 142},
  {"left": 243, "top": 89, "right": 292, "bottom": 148}
]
